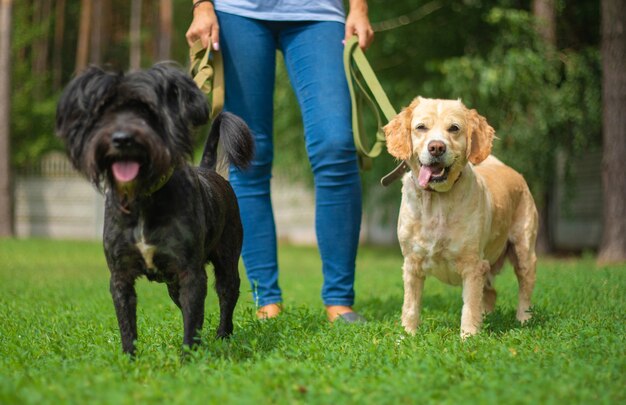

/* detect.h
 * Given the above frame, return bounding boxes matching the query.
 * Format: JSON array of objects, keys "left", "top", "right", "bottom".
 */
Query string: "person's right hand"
[
  {"left": 186, "top": 1, "right": 220, "bottom": 51},
  {"left": 345, "top": 0, "right": 374, "bottom": 50}
]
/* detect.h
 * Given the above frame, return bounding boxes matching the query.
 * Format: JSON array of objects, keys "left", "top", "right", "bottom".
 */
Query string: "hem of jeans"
[
  {"left": 322, "top": 299, "right": 355, "bottom": 307},
  {"left": 255, "top": 297, "right": 283, "bottom": 308}
]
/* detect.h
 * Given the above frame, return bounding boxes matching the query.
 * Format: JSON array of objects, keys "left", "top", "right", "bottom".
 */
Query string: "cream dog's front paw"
[
  {"left": 403, "top": 324, "right": 418, "bottom": 335},
  {"left": 460, "top": 324, "right": 480, "bottom": 340},
  {"left": 401, "top": 315, "right": 419, "bottom": 335},
  {"left": 516, "top": 308, "right": 532, "bottom": 324}
]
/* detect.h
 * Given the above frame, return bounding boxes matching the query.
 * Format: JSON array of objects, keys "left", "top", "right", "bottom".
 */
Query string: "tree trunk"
[
  {"left": 0, "top": 0, "right": 14, "bottom": 237},
  {"left": 598, "top": 0, "right": 626, "bottom": 264},
  {"left": 130, "top": 0, "right": 142, "bottom": 70},
  {"left": 89, "top": 0, "right": 102, "bottom": 65},
  {"left": 532, "top": 0, "right": 557, "bottom": 255},
  {"left": 52, "top": 0, "right": 66, "bottom": 90},
  {"left": 532, "top": 0, "right": 556, "bottom": 47},
  {"left": 156, "top": 0, "right": 172, "bottom": 61},
  {"left": 101, "top": 0, "right": 112, "bottom": 65},
  {"left": 75, "top": 0, "right": 92, "bottom": 72},
  {"left": 33, "top": 0, "right": 53, "bottom": 99}
]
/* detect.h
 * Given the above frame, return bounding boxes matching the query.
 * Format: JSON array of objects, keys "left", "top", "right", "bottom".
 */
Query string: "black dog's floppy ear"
[
  {"left": 56, "top": 66, "right": 120, "bottom": 169},
  {"left": 149, "top": 64, "right": 209, "bottom": 129}
]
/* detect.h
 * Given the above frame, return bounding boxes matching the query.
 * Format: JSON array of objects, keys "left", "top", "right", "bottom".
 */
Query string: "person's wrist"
[
  {"left": 349, "top": 0, "right": 368, "bottom": 13},
  {"left": 192, "top": 0, "right": 214, "bottom": 14}
]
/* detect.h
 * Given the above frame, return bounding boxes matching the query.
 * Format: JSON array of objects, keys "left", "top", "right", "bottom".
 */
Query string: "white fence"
[
  {"left": 550, "top": 150, "right": 603, "bottom": 250},
  {"left": 14, "top": 152, "right": 395, "bottom": 243},
  {"left": 15, "top": 152, "right": 105, "bottom": 239},
  {"left": 13, "top": 152, "right": 602, "bottom": 249}
]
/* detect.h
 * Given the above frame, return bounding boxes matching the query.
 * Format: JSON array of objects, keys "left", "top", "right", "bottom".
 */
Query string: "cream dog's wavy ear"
[
  {"left": 383, "top": 98, "right": 420, "bottom": 160},
  {"left": 466, "top": 109, "right": 495, "bottom": 164}
]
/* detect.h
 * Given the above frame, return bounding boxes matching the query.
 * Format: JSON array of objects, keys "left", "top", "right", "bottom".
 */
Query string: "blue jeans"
[{"left": 217, "top": 12, "right": 362, "bottom": 307}]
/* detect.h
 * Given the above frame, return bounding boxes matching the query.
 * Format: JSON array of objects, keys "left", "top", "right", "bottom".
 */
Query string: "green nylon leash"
[
  {"left": 343, "top": 36, "right": 409, "bottom": 185},
  {"left": 189, "top": 37, "right": 408, "bottom": 185},
  {"left": 189, "top": 40, "right": 224, "bottom": 118}
]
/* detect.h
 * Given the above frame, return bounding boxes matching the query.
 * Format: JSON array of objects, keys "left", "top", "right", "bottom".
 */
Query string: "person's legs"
[
  {"left": 217, "top": 12, "right": 282, "bottom": 310},
  {"left": 280, "top": 22, "right": 363, "bottom": 316}
]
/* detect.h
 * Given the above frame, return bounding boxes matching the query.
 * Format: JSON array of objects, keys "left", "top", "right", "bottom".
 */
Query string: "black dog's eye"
[
  {"left": 448, "top": 124, "right": 460, "bottom": 132},
  {"left": 416, "top": 124, "right": 428, "bottom": 132},
  {"left": 122, "top": 101, "right": 154, "bottom": 119}
]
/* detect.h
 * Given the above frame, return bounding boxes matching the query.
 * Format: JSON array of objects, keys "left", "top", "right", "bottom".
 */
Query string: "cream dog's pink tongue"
[
  {"left": 418, "top": 165, "right": 434, "bottom": 188},
  {"left": 112, "top": 161, "right": 140, "bottom": 182}
]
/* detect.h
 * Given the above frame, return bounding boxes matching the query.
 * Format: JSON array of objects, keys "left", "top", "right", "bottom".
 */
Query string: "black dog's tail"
[{"left": 201, "top": 112, "right": 254, "bottom": 171}]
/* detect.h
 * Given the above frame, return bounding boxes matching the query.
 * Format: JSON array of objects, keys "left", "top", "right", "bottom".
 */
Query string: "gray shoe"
[{"left": 336, "top": 312, "right": 367, "bottom": 323}]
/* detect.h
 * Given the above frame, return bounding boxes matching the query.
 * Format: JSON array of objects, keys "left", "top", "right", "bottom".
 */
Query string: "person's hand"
[
  {"left": 186, "top": 1, "right": 220, "bottom": 51},
  {"left": 344, "top": 0, "right": 374, "bottom": 50}
]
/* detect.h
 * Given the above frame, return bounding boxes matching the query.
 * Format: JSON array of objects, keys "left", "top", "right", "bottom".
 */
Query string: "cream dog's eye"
[
  {"left": 416, "top": 124, "right": 428, "bottom": 132},
  {"left": 448, "top": 124, "right": 460, "bottom": 132}
]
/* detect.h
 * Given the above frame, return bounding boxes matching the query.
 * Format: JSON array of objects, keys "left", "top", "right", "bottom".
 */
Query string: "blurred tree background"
[{"left": 2, "top": 0, "right": 620, "bottom": 257}]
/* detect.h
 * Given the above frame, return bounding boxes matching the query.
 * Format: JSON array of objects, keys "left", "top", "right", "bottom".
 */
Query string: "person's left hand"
[{"left": 344, "top": 1, "right": 374, "bottom": 50}]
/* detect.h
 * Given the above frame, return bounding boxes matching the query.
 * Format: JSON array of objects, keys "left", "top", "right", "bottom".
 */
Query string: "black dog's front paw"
[
  {"left": 216, "top": 331, "right": 232, "bottom": 340},
  {"left": 109, "top": 277, "right": 139, "bottom": 356},
  {"left": 216, "top": 323, "right": 234, "bottom": 339},
  {"left": 182, "top": 334, "right": 203, "bottom": 349},
  {"left": 122, "top": 341, "right": 137, "bottom": 357}
]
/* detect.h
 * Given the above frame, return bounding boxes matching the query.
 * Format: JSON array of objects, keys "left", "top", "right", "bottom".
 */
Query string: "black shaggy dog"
[{"left": 56, "top": 64, "right": 254, "bottom": 355}]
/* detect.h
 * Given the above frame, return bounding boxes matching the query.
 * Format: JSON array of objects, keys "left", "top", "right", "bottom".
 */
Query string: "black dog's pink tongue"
[
  {"left": 417, "top": 165, "right": 434, "bottom": 188},
  {"left": 112, "top": 161, "right": 140, "bottom": 182}
]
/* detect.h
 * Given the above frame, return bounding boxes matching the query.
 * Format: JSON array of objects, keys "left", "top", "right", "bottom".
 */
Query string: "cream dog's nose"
[{"left": 428, "top": 140, "right": 446, "bottom": 157}]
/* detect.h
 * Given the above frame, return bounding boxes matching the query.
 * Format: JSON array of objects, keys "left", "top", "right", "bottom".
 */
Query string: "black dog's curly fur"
[{"left": 56, "top": 64, "right": 254, "bottom": 355}]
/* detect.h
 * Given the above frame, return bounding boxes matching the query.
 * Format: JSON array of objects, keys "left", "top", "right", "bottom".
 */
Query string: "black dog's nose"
[
  {"left": 428, "top": 140, "right": 446, "bottom": 157},
  {"left": 112, "top": 131, "right": 133, "bottom": 149}
]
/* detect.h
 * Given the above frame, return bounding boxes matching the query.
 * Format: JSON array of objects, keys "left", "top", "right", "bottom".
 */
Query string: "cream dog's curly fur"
[{"left": 384, "top": 97, "right": 538, "bottom": 338}]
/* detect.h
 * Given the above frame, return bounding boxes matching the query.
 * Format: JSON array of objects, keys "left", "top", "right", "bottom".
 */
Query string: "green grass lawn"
[{"left": 0, "top": 239, "right": 624, "bottom": 404}]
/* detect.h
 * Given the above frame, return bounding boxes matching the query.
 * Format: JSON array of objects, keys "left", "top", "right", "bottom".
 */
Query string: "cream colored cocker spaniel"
[{"left": 384, "top": 97, "right": 538, "bottom": 338}]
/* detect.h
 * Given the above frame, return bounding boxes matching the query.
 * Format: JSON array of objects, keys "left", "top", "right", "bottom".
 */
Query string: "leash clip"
[{"left": 380, "top": 161, "right": 410, "bottom": 187}]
